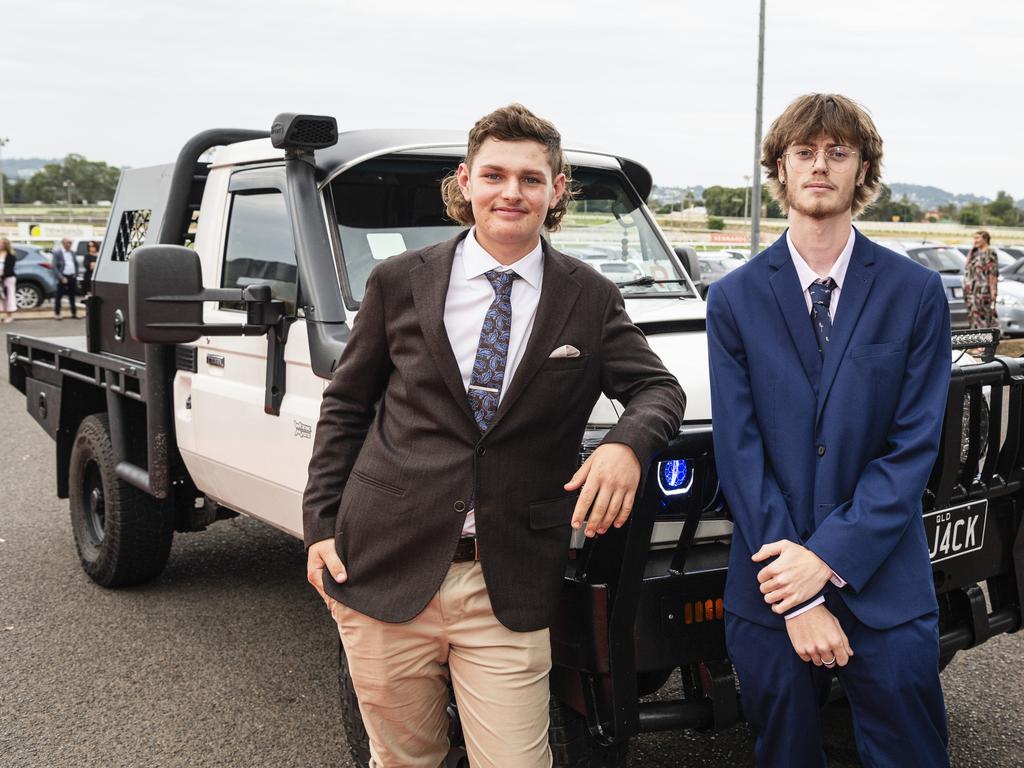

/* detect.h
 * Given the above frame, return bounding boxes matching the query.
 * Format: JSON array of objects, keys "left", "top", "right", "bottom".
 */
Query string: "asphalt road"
[{"left": 2, "top": 317, "right": 1023, "bottom": 767}]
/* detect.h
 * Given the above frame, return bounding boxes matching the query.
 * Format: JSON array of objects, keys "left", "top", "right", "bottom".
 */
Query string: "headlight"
[
  {"left": 658, "top": 459, "right": 694, "bottom": 496},
  {"left": 998, "top": 294, "right": 1024, "bottom": 308}
]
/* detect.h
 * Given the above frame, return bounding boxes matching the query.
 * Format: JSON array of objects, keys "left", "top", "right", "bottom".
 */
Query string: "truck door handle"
[{"left": 206, "top": 354, "right": 225, "bottom": 368}]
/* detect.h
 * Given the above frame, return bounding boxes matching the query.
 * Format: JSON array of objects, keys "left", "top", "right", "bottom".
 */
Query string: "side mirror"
[
  {"left": 674, "top": 246, "right": 705, "bottom": 298},
  {"left": 129, "top": 244, "right": 284, "bottom": 343}
]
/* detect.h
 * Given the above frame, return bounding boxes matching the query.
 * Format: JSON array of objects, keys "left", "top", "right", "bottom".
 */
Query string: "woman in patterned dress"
[{"left": 963, "top": 229, "right": 998, "bottom": 329}]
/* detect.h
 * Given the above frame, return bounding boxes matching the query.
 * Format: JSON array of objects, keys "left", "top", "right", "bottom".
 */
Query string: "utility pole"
[
  {"left": 750, "top": 0, "right": 766, "bottom": 256},
  {"left": 743, "top": 174, "right": 751, "bottom": 228},
  {"left": 0, "top": 137, "right": 8, "bottom": 215}
]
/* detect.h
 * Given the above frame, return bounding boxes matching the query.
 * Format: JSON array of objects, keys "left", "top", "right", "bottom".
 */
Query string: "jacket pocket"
[
  {"left": 350, "top": 469, "right": 407, "bottom": 498},
  {"left": 850, "top": 340, "right": 904, "bottom": 359},
  {"left": 538, "top": 354, "right": 590, "bottom": 373},
  {"left": 529, "top": 496, "right": 575, "bottom": 529}
]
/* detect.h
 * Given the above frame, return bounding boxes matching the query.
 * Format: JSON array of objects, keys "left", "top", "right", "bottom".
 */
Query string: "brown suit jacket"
[{"left": 303, "top": 231, "right": 685, "bottom": 631}]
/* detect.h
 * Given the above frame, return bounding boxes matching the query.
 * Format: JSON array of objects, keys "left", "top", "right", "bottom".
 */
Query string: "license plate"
[
  {"left": 951, "top": 287, "right": 964, "bottom": 298},
  {"left": 925, "top": 499, "right": 987, "bottom": 564}
]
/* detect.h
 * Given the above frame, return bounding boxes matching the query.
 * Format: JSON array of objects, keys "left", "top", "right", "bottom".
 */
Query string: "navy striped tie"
[{"left": 809, "top": 277, "right": 837, "bottom": 357}]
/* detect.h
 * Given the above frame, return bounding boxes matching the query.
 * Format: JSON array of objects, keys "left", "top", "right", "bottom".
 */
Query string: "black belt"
[{"left": 452, "top": 537, "right": 479, "bottom": 562}]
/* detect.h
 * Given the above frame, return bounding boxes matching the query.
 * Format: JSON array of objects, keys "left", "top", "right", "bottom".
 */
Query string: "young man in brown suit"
[{"left": 303, "top": 104, "right": 684, "bottom": 767}]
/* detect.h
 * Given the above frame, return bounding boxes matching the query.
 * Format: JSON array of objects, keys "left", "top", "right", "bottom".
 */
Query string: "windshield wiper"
[{"left": 617, "top": 276, "right": 690, "bottom": 288}]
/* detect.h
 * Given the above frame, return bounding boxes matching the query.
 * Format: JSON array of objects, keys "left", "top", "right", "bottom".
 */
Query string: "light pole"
[
  {"left": 63, "top": 179, "right": 75, "bottom": 206},
  {"left": 750, "top": 0, "right": 766, "bottom": 256},
  {"left": 743, "top": 174, "right": 751, "bottom": 228},
  {"left": 0, "top": 137, "right": 8, "bottom": 215}
]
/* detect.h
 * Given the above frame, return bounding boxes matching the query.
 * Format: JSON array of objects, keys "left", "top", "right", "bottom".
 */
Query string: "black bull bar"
[{"left": 550, "top": 344, "right": 1024, "bottom": 744}]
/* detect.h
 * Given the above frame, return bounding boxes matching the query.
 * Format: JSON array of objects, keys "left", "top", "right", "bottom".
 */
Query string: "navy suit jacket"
[{"left": 707, "top": 229, "right": 951, "bottom": 630}]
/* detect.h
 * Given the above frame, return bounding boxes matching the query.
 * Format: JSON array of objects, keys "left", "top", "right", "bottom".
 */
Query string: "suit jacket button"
[
  {"left": 816, "top": 444, "right": 826, "bottom": 457},
  {"left": 476, "top": 445, "right": 486, "bottom": 456},
  {"left": 454, "top": 500, "right": 466, "bottom": 513}
]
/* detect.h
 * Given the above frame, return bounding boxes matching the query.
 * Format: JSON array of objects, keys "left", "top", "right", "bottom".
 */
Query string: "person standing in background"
[
  {"left": 51, "top": 237, "right": 79, "bottom": 320},
  {"left": 964, "top": 229, "right": 998, "bottom": 329},
  {"left": 1, "top": 238, "right": 17, "bottom": 322},
  {"left": 83, "top": 240, "right": 99, "bottom": 295}
]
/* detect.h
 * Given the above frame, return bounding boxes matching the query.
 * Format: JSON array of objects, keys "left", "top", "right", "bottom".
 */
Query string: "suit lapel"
[
  {"left": 409, "top": 231, "right": 480, "bottom": 430},
  {"left": 767, "top": 236, "right": 823, "bottom": 391},
  {"left": 816, "top": 230, "right": 876, "bottom": 423},
  {"left": 487, "top": 242, "right": 582, "bottom": 432}
]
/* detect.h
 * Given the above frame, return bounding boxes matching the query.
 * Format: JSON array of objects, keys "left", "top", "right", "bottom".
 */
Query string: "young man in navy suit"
[{"left": 707, "top": 93, "right": 951, "bottom": 767}]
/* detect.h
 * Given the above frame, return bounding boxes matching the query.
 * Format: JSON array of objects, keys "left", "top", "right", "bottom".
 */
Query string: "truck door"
[{"left": 181, "top": 166, "right": 328, "bottom": 537}]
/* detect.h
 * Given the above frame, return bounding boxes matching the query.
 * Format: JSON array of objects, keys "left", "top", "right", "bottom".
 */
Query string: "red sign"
[{"left": 709, "top": 232, "right": 749, "bottom": 244}]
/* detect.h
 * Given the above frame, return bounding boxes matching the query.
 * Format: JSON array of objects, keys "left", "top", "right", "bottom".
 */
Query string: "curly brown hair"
[
  {"left": 762, "top": 93, "right": 884, "bottom": 217},
  {"left": 440, "top": 103, "right": 574, "bottom": 231}
]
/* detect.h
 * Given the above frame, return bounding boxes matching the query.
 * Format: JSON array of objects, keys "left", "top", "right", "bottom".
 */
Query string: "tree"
[
  {"left": 702, "top": 186, "right": 745, "bottom": 217},
  {"left": 959, "top": 203, "right": 983, "bottom": 227},
  {"left": 860, "top": 183, "right": 922, "bottom": 223},
  {"left": 16, "top": 154, "right": 121, "bottom": 204},
  {"left": 986, "top": 191, "right": 1021, "bottom": 227}
]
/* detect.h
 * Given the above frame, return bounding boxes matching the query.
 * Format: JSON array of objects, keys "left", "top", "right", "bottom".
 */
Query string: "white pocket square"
[{"left": 549, "top": 344, "right": 582, "bottom": 359}]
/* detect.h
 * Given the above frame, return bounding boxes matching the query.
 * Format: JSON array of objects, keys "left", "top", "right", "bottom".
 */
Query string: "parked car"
[
  {"left": 590, "top": 259, "right": 644, "bottom": 283},
  {"left": 998, "top": 246, "right": 1024, "bottom": 261},
  {"left": 9, "top": 243, "right": 58, "bottom": 309},
  {"left": 996, "top": 279, "right": 1024, "bottom": 337},
  {"left": 1001, "top": 257, "right": 1024, "bottom": 284},
  {"left": 956, "top": 245, "right": 1018, "bottom": 269},
  {"left": 696, "top": 251, "right": 747, "bottom": 288},
  {"left": 875, "top": 239, "right": 969, "bottom": 329}
]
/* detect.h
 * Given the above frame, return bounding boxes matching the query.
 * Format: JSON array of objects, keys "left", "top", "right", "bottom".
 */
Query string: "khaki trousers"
[{"left": 330, "top": 561, "right": 553, "bottom": 768}]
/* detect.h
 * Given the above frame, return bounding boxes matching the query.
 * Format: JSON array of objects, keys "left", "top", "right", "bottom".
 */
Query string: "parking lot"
[{"left": 2, "top": 317, "right": 1023, "bottom": 767}]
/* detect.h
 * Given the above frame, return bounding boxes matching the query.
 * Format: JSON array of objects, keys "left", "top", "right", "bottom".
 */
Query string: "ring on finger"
[{"left": 822, "top": 655, "right": 837, "bottom": 668}]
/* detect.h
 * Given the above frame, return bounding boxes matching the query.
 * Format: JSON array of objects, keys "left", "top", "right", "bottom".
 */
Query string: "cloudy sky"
[{"left": 4, "top": 0, "right": 1022, "bottom": 197}]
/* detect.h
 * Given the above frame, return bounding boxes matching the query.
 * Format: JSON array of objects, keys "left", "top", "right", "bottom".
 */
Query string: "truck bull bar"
[{"left": 554, "top": 338, "right": 1024, "bottom": 746}]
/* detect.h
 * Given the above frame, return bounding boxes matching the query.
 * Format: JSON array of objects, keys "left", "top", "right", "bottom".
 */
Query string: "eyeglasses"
[{"left": 783, "top": 146, "right": 858, "bottom": 172}]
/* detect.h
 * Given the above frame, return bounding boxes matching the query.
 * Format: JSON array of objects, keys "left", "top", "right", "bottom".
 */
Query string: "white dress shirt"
[
  {"left": 444, "top": 228, "right": 545, "bottom": 536},
  {"left": 787, "top": 227, "right": 855, "bottom": 319},
  {"left": 782, "top": 227, "right": 854, "bottom": 620}
]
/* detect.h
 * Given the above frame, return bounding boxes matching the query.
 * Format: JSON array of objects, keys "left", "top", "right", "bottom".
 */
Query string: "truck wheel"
[
  {"left": 68, "top": 414, "right": 173, "bottom": 587},
  {"left": 549, "top": 696, "right": 630, "bottom": 768},
  {"left": 336, "top": 639, "right": 469, "bottom": 767},
  {"left": 15, "top": 282, "right": 43, "bottom": 310}
]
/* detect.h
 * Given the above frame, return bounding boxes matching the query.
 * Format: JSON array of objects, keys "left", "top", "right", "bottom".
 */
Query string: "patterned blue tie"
[
  {"left": 809, "top": 277, "right": 838, "bottom": 357},
  {"left": 468, "top": 270, "right": 519, "bottom": 432}
]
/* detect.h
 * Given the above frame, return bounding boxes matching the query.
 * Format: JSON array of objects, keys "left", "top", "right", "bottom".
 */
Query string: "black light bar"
[{"left": 952, "top": 328, "right": 1000, "bottom": 361}]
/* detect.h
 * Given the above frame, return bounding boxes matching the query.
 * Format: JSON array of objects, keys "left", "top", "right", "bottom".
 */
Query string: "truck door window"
[
  {"left": 329, "top": 156, "right": 691, "bottom": 306},
  {"left": 220, "top": 191, "right": 297, "bottom": 311}
]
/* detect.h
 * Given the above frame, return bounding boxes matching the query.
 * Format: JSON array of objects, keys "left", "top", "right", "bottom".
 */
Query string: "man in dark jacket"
[
  {"left": 303, "top": 104, "right": 684, "bottom": 767},
  {"left": 51, "top": 238, "right": 79, "bottom": 319}
]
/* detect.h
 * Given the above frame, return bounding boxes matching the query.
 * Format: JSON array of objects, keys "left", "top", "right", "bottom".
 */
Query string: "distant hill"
[
  {"left": 2, "top": 157, "right": 61, "bottom": 179},
  {"left": 888, "top": 183, "right": 991, "bottom": 210},
  {"left": 651, "top": 181, "right": 1008, "bottom": 210}
]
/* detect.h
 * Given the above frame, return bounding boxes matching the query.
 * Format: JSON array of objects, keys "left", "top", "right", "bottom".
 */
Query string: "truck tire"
[
  {"left": 549, "top": 696, "right": 630, "bottom": 768},
  {"left": 68, "top": 414, "right": 173, "bottom": 587},
  {"left": 15, "top": 281, "right": 44, "bottom": 310}
]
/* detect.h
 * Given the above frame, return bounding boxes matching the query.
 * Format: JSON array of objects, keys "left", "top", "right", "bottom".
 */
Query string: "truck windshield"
[{"left": 328, "top": 155, "right": 693, "bottom": 304}]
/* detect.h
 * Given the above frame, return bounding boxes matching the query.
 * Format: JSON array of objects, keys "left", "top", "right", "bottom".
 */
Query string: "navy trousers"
[{"left": 726, "top": 592, "right": 949, "bottom": 768}]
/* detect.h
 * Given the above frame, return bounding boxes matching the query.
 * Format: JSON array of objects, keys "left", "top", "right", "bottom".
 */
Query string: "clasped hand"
[{"left": 753, "top": 539, "right": 832, "bottom": 615}]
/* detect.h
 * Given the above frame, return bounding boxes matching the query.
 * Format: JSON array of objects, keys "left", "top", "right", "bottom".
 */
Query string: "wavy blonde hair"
[
  {"left": 762, "top": 93, "right": 884, "bottom": 217},
  {"left": 440, "top": 103, "right": 574, "bottom": 231}
]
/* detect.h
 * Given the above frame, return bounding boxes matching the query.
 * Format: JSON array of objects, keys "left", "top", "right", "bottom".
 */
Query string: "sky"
[{"left": 3, "top": 0, "right": 1022, "bottom": 198}]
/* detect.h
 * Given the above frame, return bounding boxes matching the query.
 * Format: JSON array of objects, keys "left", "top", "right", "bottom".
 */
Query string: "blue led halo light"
[{"left": 658, "top": 459, "right": 694, "bottom": 497}]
